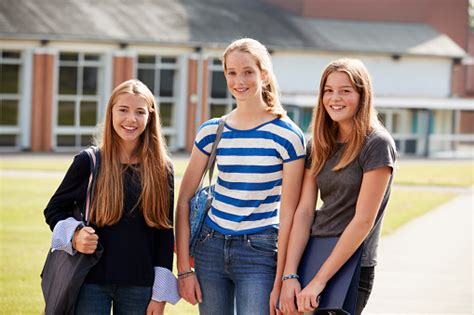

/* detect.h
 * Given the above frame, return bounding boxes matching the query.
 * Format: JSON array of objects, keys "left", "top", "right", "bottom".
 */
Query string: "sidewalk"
[{"left": 365, "top": 187, "right": 473, "bottom": 314}]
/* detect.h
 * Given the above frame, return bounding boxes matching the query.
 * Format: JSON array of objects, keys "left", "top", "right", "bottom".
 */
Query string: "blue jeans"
[
  {"left": 194, "top": 224, "right": 278, "bottom": 315},
  {"left": 75, "top": 283, "right": 152, "bottom": 315}
]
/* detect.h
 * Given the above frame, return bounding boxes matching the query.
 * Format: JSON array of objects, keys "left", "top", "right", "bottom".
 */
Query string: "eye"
[
  {"left": 245, "top": 70, "right": 253, "bottom": 75},
  {"left": 227, "top": 71, "right": 236, "bottom": 76},
  {"left": 343, "top": 89, "right": 352, "bottom": 94},
  {"left": 323, "top": 88, "right": 332, "bottom": 94}
]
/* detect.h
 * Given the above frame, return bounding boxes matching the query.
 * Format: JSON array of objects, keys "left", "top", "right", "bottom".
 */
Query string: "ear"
[{"left": 261, "top": 69, "right": 269, "bottom": 84}]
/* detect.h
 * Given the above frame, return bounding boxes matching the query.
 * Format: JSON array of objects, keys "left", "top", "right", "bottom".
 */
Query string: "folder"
[{"left": 297, "top": 237, "right": 363, "bottom": 315}]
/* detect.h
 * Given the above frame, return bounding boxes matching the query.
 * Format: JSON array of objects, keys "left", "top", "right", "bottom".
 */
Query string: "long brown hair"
[
  {"left": 310, "top": 58, "right": 381, "bottom": 175},
  {"left": 91, "top": 79, "right": 172, "bottom": 229},
  {"left": 223, "top": 38, "right": 286, "bottom": 118}
]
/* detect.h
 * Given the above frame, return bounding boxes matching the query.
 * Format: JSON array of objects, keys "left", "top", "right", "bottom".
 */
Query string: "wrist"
[
  {"left": 177, "top": 269, "right": 194, "bottom": 279},
  {"left": 282, "top": 274, "right": 299, "bottom": 281}
]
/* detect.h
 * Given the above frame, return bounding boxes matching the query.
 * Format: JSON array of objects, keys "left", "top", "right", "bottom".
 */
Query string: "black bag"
[
  {"left": 297, "top": 237, "right": 363, "bottom": 315},
  {"left": 41, "top": 147, "right": 103, "bottom": 315}
]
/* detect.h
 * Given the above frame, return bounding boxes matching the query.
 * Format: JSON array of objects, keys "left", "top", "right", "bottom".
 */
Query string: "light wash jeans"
[
  {"left": 194, "top": 223, "right": 278, "bottom": 315},
  {"left": 75, "top": 283, "right": 151, "bottom": 314}
]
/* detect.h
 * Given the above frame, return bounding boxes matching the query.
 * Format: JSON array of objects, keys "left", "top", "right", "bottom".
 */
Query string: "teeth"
[
  {"left": 331, "top": 105, "right": 344, "bottom": 110},
  {"left": 235, "top": 88, "right": 247, "bottom": 92},
  {"left": 123, "top": 126, "right": 136, "bottom": 131}
]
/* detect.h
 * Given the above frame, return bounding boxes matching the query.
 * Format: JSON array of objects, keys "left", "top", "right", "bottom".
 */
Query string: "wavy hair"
[
  {"left": 310, "top": 58, "right": 382, "bottom": 175},
  {"left": 92, "top": 79, "right": 172, "bottom": 229},
  {"left": 223, "top": 38, "right": 286, "bottom": 118}
]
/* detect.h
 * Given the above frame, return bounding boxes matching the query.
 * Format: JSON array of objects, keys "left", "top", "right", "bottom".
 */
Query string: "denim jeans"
[
  {"left": 194, "top": 224, "right": 278, "bottom": 315},
  {"left": 75, "top": 283, "right": 152, "bottom": 315},
  {"left": 355, "top": 266, "right": 375, "bottom": 315}
]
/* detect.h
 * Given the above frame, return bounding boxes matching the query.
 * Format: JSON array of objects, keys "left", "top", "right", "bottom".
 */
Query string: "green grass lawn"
[{"left": 0, "top": 157, "right": 470, "bottom": 313}]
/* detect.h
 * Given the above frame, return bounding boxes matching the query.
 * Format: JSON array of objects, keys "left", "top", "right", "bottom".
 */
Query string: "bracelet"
[
  {"left": 177, "top": 270, "right": 194, "bottom": 278},
  {"left": 281, "top": 274, "right": 299, "bottom": 281}
]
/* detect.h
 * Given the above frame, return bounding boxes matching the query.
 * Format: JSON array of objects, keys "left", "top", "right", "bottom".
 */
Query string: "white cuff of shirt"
[
  {"left": 152, "top": 267, "right": 181, "bottom": 304},
  {"left": 51, "top": 217, "right": 83, "bottom": 255}
]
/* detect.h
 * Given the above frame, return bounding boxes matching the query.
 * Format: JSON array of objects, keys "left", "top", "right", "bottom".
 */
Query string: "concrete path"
[{"left": 365, "top": 187, "right": 473, "bottom": 314}]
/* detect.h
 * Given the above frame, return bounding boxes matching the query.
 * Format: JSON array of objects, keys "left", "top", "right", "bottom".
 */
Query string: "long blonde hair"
[
  {"left": 91, "top": 79, "right": 172, "bottom": 229},
  {"left": 223, "top": 38, "right": 286, "bottom": 118},
  {"left": 311, "top": 58, "right": 381, "bottom": 175}
]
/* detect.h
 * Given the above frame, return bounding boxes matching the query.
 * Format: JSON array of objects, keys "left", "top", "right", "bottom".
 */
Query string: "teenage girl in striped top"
[{"left": 176, "top": 38, "right": 306, "bottom": 315}]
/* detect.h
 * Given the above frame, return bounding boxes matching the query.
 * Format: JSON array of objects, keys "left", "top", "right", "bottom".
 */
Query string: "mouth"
[
  {"left": 234, "top": 87, "right": 248, "bottom": 93},
  {"left": 122, "top": 125, "right": 137, "bottom": 132},
  {"left": 330, "top": 105, "right": 346, "bottom": 111}
]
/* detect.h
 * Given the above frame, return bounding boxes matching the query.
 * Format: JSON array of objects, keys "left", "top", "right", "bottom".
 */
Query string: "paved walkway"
[{"left": 365, "top": 187, "right": 473, "bottom": 314}]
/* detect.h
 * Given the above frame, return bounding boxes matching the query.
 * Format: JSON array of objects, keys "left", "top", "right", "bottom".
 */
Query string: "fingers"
[
  {"left": 75, "top": 227, "right": 99, "bottom": 254},
  {"left": 296, "top": 292, "right": 319, "bottom": 313},
  {"left": 178, "top": 275, "right": 201, "bottom": 305},
  {"left": 195, "top": 279, "right": 203, "bottom": 304}
]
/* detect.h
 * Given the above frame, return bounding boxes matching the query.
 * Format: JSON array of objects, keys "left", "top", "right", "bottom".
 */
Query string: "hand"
[
  {"left": 269, "top": 284, "right": 280, "bottom": 315},
  {"left": 72, "top": 226, "right": 98, "bottom": 254},
  {"left": 279, "top": 279, "right": 301, "bottom": 314},
  {"left": 146, "top": 300, "right": 165, "bottom": 315},
  {"left": 295, "top": 281, "right": 325, "bottom": 313},
  {"left": 178, "top": 273, "right": 202, "bottom": 305}
]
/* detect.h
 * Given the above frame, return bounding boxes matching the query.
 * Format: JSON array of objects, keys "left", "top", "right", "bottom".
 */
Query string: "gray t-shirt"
[{"left": 308, "top": 128, "right": 396, "bottom": 267}]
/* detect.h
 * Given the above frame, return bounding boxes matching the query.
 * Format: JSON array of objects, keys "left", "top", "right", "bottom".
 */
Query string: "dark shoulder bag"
[
  {"left": 41, "top": 146, "right": 103, "bottom": 315},
  {"left": 188, "top": 118, "right": 226, "bottom": 256}
]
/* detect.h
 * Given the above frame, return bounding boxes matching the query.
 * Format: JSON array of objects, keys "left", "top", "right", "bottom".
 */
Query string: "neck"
[
  {"left": 119, "top": 142, "right": 139, "bottom": 164},
  {"left": 235, "top": 98, "right": 267, "bottom": 117},
  {"left": 337, "top": 122, "right": 353, "bottom": 143}
]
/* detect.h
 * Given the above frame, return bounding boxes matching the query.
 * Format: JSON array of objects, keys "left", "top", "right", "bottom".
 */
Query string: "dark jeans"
[
  {"left": 75, "top": 283, "right": 152, "bottom": 315},
  {"left": 355, "top": 266, "right": 375, "bottom": 315}
]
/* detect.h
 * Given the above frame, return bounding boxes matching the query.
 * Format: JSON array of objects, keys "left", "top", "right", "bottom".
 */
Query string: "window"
[
  {"left": 208, "top": 58, "right": 234, "bottom": 118},
  {"left": 55, "top": 52, "right": 102, "bottom": 149},
  {"left": 137, "top": 55, "right": 179, "bottom": 145},
  {"left": 0, "top": 50, "right": 22, "bottom": 147}
]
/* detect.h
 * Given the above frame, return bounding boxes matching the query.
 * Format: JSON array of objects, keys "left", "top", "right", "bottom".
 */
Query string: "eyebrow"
[{"left": 324, "top": 84, "right": 354, "bottom": 88}]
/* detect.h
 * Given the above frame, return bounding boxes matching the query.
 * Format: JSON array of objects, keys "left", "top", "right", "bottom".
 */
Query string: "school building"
[{"left": 1, "top": 0, "right": 473, "bottom": 157}]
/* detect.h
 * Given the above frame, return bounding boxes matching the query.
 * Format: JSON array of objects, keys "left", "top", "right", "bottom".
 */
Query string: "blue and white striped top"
[{"left": 195, "top": 116, "right": 306, "bottom": 235}]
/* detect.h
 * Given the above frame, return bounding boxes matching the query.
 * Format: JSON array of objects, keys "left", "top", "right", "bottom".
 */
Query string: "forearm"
[
  {"left": 283, "top": 208, "right": 314, "bottom": 275},
  {"left": 175, "top": 200, "right": 192, "bottom": 272}
]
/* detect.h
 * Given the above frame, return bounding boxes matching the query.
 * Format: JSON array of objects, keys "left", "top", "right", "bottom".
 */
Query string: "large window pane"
[
  {"left": 138, "top": 69, "right": 155, "bottom": 93},
  {"left": 211, "top": 71, "right": 227, "bottom": 98},
  {"left": 58, "top": 101, "right": 75, "bottom": 126},
  {"left": 159, "top": 69, "right": 174, "bottom": 97},
  {"left": 0, "top": 100, "right": 18, "bottom": 125},
  {"left": 57, "top": 135, "right": 76, "bottom": 146},
  {"left": 210, "top": 104, "right": 227, "bottom": 118},
  {"left": 83, "top": 67, "right": 98, "bottom": 95},
  {"left": 0, "top": 64, "right": 20, "bottom": 93},
  {"left": 159, "top": 102, "right": 173, "bottom": 127},
  {"left": 80, "top": 101, "right": 97, "bottom": 126},
  {"left": 0, "top": 134, "right": 16, "bottom": 146},
  {"left": 59, "top": 66, "right": 78, "bottom": 94}
]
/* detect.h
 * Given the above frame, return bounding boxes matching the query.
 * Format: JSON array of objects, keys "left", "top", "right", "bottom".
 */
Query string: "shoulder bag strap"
[
  {"left": 83, "top": 146, "right": 101, "bottom": 225},
  {"left": 195, "top": 117, "right": 227, "bottom": 193}
]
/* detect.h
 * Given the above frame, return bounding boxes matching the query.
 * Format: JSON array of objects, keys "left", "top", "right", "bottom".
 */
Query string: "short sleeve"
[
  {"left": 359, "top": 129, "right": 397, "bottom": 173},
  {"left": 272, "top": 118, "right": 306, "bottom": 163},
  {"left": 194, "top": 118, "right": 220, "bottom": 156}
]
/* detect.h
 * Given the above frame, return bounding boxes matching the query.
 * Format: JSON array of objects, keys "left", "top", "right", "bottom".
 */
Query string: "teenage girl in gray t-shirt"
[{"left": 279, "top": 58, "right": 396, "bottom": 314}]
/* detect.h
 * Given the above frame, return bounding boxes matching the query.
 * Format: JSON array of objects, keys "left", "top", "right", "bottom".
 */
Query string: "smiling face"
[
  {"left": 112, "top": 93, "right": 150, "bottom": 148},
  {"left": 322, "top": 71, "right": 361, "bottom": 130},
  {"left": 224, "top": 50, "right": 266, "bottom": 103}
]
